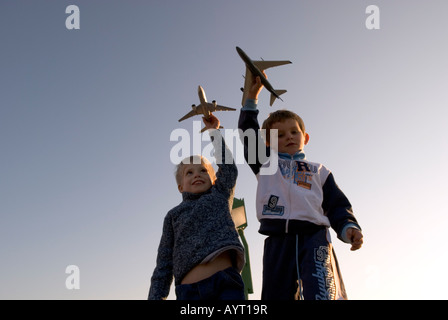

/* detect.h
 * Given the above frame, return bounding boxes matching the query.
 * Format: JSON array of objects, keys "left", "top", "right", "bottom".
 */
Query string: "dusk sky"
[{"left": 1, "top": 0, "right": 448, "bottom": 299}]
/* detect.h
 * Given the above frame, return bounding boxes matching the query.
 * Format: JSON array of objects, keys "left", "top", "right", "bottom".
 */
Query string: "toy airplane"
[
  {"left": 236, "top": 46, "right": 292, "bottom": 106},
  {"left": 178, "top": 85, "right": 236, "bottom": 132}
]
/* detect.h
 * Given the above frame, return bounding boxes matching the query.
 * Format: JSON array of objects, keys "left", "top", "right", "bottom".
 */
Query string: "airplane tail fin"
[{"left": 270, "top": 90, "right": 287, "bottom": 106}]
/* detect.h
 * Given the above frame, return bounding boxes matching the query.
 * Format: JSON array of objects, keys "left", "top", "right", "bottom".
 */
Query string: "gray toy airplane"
[
  {"left": 236, "top": 46, "right": 292, "bottom": 106},
  {"left": 178, "top": 85, "right": 236, "bottom": 132}
]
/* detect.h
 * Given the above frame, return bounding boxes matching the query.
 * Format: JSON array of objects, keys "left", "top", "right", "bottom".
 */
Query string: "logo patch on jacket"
[
  {"left": 280, "top": 160, "right": 314, "bottom": 190},
  {"left": 295, "top": 171, "right": 313, "bottom": 190},
  {"left": 262, "top": 195, "right": 284, "bottom": 216}
]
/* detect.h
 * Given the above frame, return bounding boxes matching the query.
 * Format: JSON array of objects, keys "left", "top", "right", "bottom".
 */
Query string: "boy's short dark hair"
[{"left": 261, "top": 109, "right": 306, "bottom": 143}]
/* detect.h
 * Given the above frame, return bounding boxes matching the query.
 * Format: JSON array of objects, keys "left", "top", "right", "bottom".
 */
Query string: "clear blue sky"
[{"left": 1, "top": 0, "right": 448, "bottom": 299}]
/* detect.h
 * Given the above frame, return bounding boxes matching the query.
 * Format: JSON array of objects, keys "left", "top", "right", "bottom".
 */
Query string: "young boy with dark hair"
[{"left": 238, "top": 76, "right": 363, "bottom": 300}]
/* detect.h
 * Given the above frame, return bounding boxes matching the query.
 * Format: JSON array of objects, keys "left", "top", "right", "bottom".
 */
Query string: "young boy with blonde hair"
[
  {"left": 148, "top": 114, "right": 245, "bottom": 300},
  {"left": 238, "top": 76, "right": 363, "bottom": 300}
]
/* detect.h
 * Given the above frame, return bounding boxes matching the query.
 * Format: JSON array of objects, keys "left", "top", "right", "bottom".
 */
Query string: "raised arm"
[{"left": 238, "top": 75, "right": 270, "bottom": 175}]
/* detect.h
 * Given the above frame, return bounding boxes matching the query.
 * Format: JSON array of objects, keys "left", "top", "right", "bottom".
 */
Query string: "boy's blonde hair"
[
  {"left": 175, "top": 155, "right": 216, "bottom": 186},
  {"left": 261, "top": 109, "right": 306, "bottom": 144}
]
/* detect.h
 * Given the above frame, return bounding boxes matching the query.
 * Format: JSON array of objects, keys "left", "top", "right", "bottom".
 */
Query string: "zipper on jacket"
[{"left": 285, "top": 157, "right": 294, "bottom": 233}]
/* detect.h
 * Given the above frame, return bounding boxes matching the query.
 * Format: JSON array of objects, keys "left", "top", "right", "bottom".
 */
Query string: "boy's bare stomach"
[{"left": 181, "top": 250, "right": 233, "bottom": 285}]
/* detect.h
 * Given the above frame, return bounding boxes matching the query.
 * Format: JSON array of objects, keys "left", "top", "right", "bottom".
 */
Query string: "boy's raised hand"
[
  {"left": 203, "top": 113, "right": 220, "bottom": 130},
  {"left": 248, "top": 72, "right": 266, "bottom": 100},
  {"left": 346, "top": 228, "right": 363, "bottom": 251}
]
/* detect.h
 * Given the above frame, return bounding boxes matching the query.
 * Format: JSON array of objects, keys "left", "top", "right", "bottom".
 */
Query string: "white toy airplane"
[
  {"left": 178, "top": 85, "right": 236, "bottom": 132},
  {"left": 236, "top": 46, "right": 292, "bottom": 106}
]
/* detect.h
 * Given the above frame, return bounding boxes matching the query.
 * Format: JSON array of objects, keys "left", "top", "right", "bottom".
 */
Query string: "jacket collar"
[
  {"left": 278, "top": 150, "right": 306, "bottom": 161},
  {"left": 182, "top": 188, "right": 212, "bottom": 201}
]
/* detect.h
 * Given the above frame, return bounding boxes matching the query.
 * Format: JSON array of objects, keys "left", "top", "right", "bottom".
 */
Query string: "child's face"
[
  {"left": 178, "top": 163, "right": 213, "bottom": 194},
  {"left": 267, "top": 118, "right": 309, "bottom": 155}
]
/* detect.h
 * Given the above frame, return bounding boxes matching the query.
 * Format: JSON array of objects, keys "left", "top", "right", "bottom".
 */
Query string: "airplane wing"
[
  {"left": 214, "top": 104, "right": 236, "bottom": 112},
  {"left": 205, "top": 103, "right": 236, "bottom": 112},
  {"left": 178, "top": 109, "right": 197, "bottom": 122},
  {"left": 253, "top": 60, "right": 292, "bottom": 71}
]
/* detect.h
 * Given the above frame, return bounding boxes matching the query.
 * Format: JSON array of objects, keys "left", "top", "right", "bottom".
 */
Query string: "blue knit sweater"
[{"left": 148, "top": 130, "right": 244, "bottom": 300}]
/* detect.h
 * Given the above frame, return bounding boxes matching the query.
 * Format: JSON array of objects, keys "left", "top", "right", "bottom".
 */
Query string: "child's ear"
[{"left": 304, "top": 133, "right": 310, "bottom": 145}]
